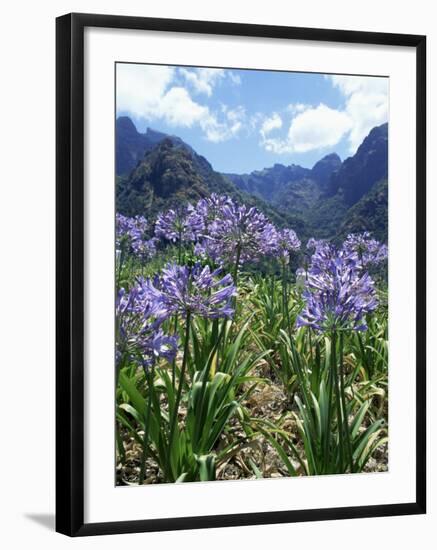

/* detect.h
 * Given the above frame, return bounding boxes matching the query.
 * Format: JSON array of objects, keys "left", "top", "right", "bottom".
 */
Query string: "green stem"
[
  {"left": 233, "top": 243, "right": 241, "bottom": 286},
  {"left": 331, "top": 330, "right": 344, "bottom": 471},
  {"left": 283, "top": 264, "right": 313, "bottom": 414},
  {"left": 177, "top": 230, "right": 183, "bottom": 264},
  {"left": 287, "top": 319, "right": 313, "bottom": 418},
  {"left": 270, "top": 265, "right": 275, "bottom": 303},
  {"left": 166, "top": 311, "right": 191, "bottom": 479},
  {"left": 339, "top": 332, "right": 354, "bottom": 473},
  {"left": 324, "top": 365, "right": 334, "bottom": 473},
  {"left": 228, "top": 244, "right": 242, "bottom": 343},
  {"left": 139, "top": 364, "right": 155, "bottom": 484},
  {"left": 281, "top": 260, "right": 287, "bottom": 328},
  {"left": 308, "top": 328, "right": 314, "bottom": 364},
  {"left": 171, "top": 313, "right": 179, "bottom": 388}
]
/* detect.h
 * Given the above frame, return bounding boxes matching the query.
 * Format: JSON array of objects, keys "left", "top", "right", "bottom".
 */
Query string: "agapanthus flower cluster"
[
  {"left": 342, "top": 232, "right": 388, "bottom": 268},
  {"left": 195, "top": 193, "right": 235, "bottom": 226},
  {"left": 306, "top": 237, "right": 325, "bottom": 254},
  {"left": 203, "top": 202, "right": 273, "bottom": 265},
  {"left": 296, "top": 247, "right": 378, "bottom": 332},
  {"left": 116, "top": 213, "right": 156, "bottom": 261},
  {"left": 145, "top": 263, "right": 237, "bottom": 319},
  {"left": 265, "top": 227, "right": 301, "bottom": 262},
  {"left": 116, "top": 213, "right": 148, "bottom": 245},
  {"left": 115, "top": 280, "right": 178, "bottom": 369},
  {"left": 131, "top": 237, "right": 158, "bottom": 262},
  {"left": 154, "top": 205, "right": 204, "bottom": 243},
  {"left": 116, "top": 213, "right": 132, "bottom": 245},
  {"left": 309, "top": 241, "right": 357, "bottom": 273}
]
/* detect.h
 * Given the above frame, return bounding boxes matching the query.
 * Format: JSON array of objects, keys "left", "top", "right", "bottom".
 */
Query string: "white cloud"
[
  {"left": 288, "top": 104, "right": 352, "bottom": 152},
  {"left": 116, "top": 64, "right": 175, "bottom": 118},
  {"left": 329, "top": 75, "right": 388, "bottom": 152},
  {"left": 156, "top": 87, "right": 209, "bottom": 127},
  {"left": 117, "top": 63, "right": 245, "bottom": 143},
  {"left": 179, "top": 68, "right": 225, "bottom": 96},
  {"left": 248, "top": 112, "right": 264, "bottom": 131},
  {"left": 201, "top": 117, "right": 233, "bottom": 143},
  {"left": 330, "top": 75, "right": 387, "bottom": 96},
  {"left": 286, "top": 103, "right": 308, "bottom": 115},
  {"left": 260, "top": 137, "right": 288, "bottom": 154},
  {"left": 201, "top": 106, "right": 246, "bottom": 142},
  {"left": 228, "top": 72, "right": 242, "bottom": 86},
  {"left": 224, "top": 106, "right": 245, "bottom": 134},
  {"left": 178, "top": 67, "right": 241, "bottom": 96},
  {"left": 259, "top": 75, "right": 388, "bottom": 156},
  {"left": 260, "top": 104, "right": 352, "bottom": 154},
  {"left": 260, "top": 113, "right": 283, "bottom": 138}
]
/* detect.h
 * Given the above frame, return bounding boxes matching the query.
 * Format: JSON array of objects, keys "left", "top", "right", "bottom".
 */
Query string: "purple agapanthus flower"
[
  {"left": 306, "top": 238, "right": 327, "bottom": 250},
  {"left": 296, "top": 248, "right": 378, "bottom": 332},
  {"left": 342, "top": 232, "right": 388, "bottom": 268},
  {"left": 116, "top": 213, "right": 156, "bottom": 262},
  {"left": 116, "top": 213, "right": 134, "bottom": 249},
  {"left": 193, "top": 238, "right": 222, "bottom": 262},
  {"left": 265, "top": 227, "right": 301, "bottom": 261},
  {"left": 131, "top": 237, "right": 158, "bottom": 262},
  {"left": 205, "top": 203, "right": 272, "bottom": 265},
  {"left": 258, "top": 223, "right": 278, "bottom": 255},
  {"left": 130, "top": 215, "right": 148, "bottom": 240},
  {"left": 146, "top": 263, "right": 237, "bottom": 319},
  {"left": 375, "top": 243, "right": 388, "bottom": 263},
  {"left": 116, "top": 214, "right": 148, "bottom": 245},
  {"left": 194, "top": 195, "right": 236, "bottom": 261},
  {"left": 309, "top": 241, "right": 358, "bottom": 274},
  {"left": 196, "top": 194, "right": 235, "bottom": 226},
  {"left": 154, "top": 205, "right": 204, "bottom": 243},
  {"left": 115, "top": 281, "right": 178, "bottom": 369}
]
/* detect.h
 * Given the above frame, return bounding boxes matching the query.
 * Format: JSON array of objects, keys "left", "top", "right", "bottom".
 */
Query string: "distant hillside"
[
  {"left": 116, "top": 116, "right": 190, "bottom": 176},
  {"left": 303, "top": 124, "right": 388, "bottom": 239},
  {"left": 116, "top": 137, "right": 306, "bottom": 235},
  {"left": 225, "top": 153, "right": 343, "bottom": 229},
  {"left": 326, "top": 123, "right": 388, "bottom": 205},
  {"left": 225, "top": 164, "right": 311, "bottom": 203},
  {"left": 226, "top": 124, "right": 388, "bottom": 241},
  {"left": 338, "top": 179, "right": 388, "bottom": 242},
  {"left": 115, "top": 117, "right": 388, "bottom": 242},
  {"left": 225, "top": 153, "right": 341, "bottom": 205},
  {"left": 311, "top": 153, "right": 342, "bottom": 191}
]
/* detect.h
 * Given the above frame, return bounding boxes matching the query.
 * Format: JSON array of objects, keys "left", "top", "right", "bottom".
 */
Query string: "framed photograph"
[{"left": 56, "top": 13, "right": 426, "bottom": 536}]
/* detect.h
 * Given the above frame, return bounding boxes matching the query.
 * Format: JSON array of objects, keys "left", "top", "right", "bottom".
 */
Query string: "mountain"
[
  {"left": 116, "top": 136, "right": 306, "bottom": 234},
  {"left": 116, "top": 116, "right": 189, "bottom": 176},
  {"left": 224, "top": 153, "right": 342, "bottom": 220},
  {"left": 226, "top": 124, "right": 388, "bottom": 241},
  {"left": 303, "top": 123, "right": 388, "bottom": 239},
  {"left": 338, "top": 179, "right": 388, "bottom": 242},
  {"left": 310, "top": 153, "right": 342, "bottom": 191},
  {"left": 225, "top": 164, "right": 311, "bottom": 203},
  {"left": 325, "top": 123, "right": 388, "bottom": 205},
  {"left": 225, "top": 153, "right": 341, "bottom": 205},
  {"left": 115, "top": 117, "right": 388, "bottom": 242}
]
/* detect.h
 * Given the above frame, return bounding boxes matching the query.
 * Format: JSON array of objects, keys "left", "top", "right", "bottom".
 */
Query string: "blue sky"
[{"left": 116, "top": 63, "right": 388, "bottom": 174}]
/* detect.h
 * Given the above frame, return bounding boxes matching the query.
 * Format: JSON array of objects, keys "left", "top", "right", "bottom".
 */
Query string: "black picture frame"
[{"left": 56, "top": 12, "right": 426, "bottom": 537}]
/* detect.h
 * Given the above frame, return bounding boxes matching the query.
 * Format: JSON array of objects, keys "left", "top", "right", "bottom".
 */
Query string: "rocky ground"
[{"left": 116, "top": 367, "right": 388, "bottom": 485}]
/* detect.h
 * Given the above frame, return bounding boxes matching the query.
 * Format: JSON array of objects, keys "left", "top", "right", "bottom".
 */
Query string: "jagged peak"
[
  {"left": 355, "top": 122, "right": 388, "bottom": 155},
  {"left": 116, "top": 115, "right": 138, "bottom": 133},
  {"left": 317, "top": 152, "right": 341, "bottom": 163}
]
